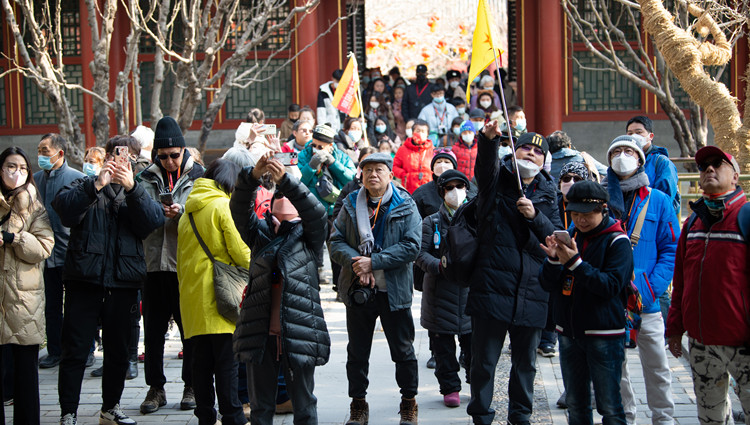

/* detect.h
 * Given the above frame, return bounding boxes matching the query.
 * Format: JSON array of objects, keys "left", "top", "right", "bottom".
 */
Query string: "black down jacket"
[
  {"left": 468, "top": 130, "right": 563, "bottom": 327},
  {"left": 52, "top": 178, "right": 164, "bottom": 289},
  {"left": 416, "top": 204, "right": 471, "bottom": 335},
  {"left": 231, "top": 169, "right": 331, "bottom": 369}
]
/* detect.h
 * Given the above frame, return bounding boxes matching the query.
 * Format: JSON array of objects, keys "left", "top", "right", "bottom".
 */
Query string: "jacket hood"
[
  {"left": 319, "top": 81, "right": 334, "bottom": 97},
  {"left": 403, "top": 137, "right": 432, "bottom": 152},
  {"left": 648, "top": 144, "right": 669, "bottom": 157},
  {"left": 184, "top": 178, "right": 229, "bottom": 213}
]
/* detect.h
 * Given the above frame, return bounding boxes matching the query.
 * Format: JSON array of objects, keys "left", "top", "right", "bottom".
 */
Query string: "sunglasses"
[
  {"left": 561, "top": 175, "right": 584, "bottom": 183},
  {"left": 697, "top": 158, "right": 729, "bottom": 172},
  {"left": 157, "top": 152, "right": 181, "bottom": 160},
  {"left": 444, "top": 183, "right": 466, "bottom": 191},
  {"left": 519, "top": 144, "right": 544, "bottom": 156}
]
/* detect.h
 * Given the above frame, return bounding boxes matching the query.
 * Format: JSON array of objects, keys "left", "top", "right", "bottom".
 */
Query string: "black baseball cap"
[{"left": 565, "top": 180, "right": 609, "bottom": 213}]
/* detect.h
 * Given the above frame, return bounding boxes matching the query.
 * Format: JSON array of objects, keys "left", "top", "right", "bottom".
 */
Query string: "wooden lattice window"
[
  {"left": 24, "top": 64, "right": 84, "bottom": 125},
  {"left": 224, "top": 58, "right": 292, "bottom": 120}
]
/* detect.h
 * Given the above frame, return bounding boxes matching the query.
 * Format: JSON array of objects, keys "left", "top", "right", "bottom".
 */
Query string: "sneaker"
[
  {"left": 140, "top": 386, "right": 167, "bottom": 414},
  {"left": 275, "top": 399, "right": 293, "bottom": 414},
  {"left": 556, "top": 390, "right": 568, "bottom": 409},
  {"left": 399, "top": 397, "right": 418, "bottom": 425},
  {"left": 346, "top": 398, "right": 369, "bottom": 425},
  {"left": 40, "top": 354, "right": 61, "bottom": 368},
  {"left": 178, "top": 350, "right": 184, "bottom": 359},
  {"left": 91, "top": 366, "right": 104, "bottom": 377},
  {"left": 60, "top": 413, "right": 77, "bottom": 425},
  {"left": 443, "top": 392, "right": 460, "bottom": 408},
  {"left": 426, "top": 355, "right": 436, "bottom": 369},
  {"left": 180, "top": 386, "right": 197, "bottom": 410},
  {"left": 126, "top": 361, "right": 138, "bottom": 380},
  {"left": 137, "top": 352, "right": 145, "bottom": 363},
  {"left": 100, "top": 404, "right": 136, "bottom": 425},
  {"left": 537, "top": 344, "right": 556, "bottom": 357},
  {"left": 85, "top": 352, "right": 96, "bottom": 368}
]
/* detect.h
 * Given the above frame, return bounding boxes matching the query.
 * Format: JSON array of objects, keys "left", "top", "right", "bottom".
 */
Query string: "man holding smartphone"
[{"left": 136, "top": 116, "right": 205, "bottom": 414}]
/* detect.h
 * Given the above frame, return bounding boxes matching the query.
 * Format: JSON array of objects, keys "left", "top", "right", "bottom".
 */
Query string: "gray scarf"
[
  {"left": 602, "top": 168, "right": 650, "bottom": 217},
  {"left": 356, "top": 183, "right": 393, "bottom": 256}
]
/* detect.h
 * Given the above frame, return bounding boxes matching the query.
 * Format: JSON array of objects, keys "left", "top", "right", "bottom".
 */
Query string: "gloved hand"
[
  {"left": 322, "top": 151, "right": 336, "bottom": 166},
  {"left": 308, "top": 151, "right": 326, "bottom": 169}
]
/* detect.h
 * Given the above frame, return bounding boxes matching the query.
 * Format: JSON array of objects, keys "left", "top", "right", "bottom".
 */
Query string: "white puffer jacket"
[{"left": 0, "top": 184, "right": 54, "bottom": 345}]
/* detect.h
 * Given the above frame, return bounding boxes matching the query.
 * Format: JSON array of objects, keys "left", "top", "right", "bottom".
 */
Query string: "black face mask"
[{"left": 290, "top": 118, "right": 298, "bottom": 123}]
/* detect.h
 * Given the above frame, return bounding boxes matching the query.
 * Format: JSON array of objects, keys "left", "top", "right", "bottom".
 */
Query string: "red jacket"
[
  {"left": 452, "top": 139, "right": 478, "bottom": 181},
  {"left": 393, "top": 137, "right": 433, "bottom": 193},
  {"left": 667, "top": 189, "right": 750, "bottom": 346}
]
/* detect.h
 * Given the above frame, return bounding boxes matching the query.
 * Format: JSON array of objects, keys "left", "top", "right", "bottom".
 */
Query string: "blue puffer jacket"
[
  {"left": 624, "top": 185, "right": 680, "bottom": 313},
  {"left": 329, "top": 183, "right": 422, "bottom": 311},
  {"left": 297, "top": 141, "right": 356, "bottom": 216},
  {"left": 644, "top": 145, "right": 680, "bottom": 215}
]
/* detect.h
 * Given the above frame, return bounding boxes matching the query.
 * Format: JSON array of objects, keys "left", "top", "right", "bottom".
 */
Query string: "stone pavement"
[{"left": 28, "top": 279, "right": 716, "bottom": 424}]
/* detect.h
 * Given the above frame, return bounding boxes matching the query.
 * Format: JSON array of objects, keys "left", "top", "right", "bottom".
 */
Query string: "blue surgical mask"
[
  {"left": 433, "top": 96, "right": 445, "bottom": 104},
  {"left": 515, "top": 118, "right": 527, "bottom": 132},
  {"left": 38, "top": 152, "right": 61, "bottom": 171},
  {"left": 375, "top": 124, "right": 387, "bottom": 134},
  {"left": 83, "top": 163, "right": 100, "bottom": 177}
]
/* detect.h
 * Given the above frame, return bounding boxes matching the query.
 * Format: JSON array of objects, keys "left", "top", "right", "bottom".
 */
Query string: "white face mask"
[
  {"left": 449, "top": 80, "right": 459, "bottom": 89},
  {"left": 405, "top": 128, "right": 413, "bottom": 138},
  {"left": 516, "top": 158, "right": 542, "bottom": 179},
  {"left": 472, "top": 121, "right": 484, "bottom": 131},
  {"left": 2, "top": 170, "right": 26, "bottom": 190},
  {"left": 611, "top": 153, "right": 639, "bottom": 176},
  {"left": 498, "top": 145, "right": 513, "bottom": 157},
  {"left": 560, "top": 180, "right": 575, "bottom": 197},
  {"left": 445, "top": 188, "right": 467, "bottom": 209},
  {"left": 456, "top": 107, "right": 466, "bottom": 115},
  {"left": 479, "top": 100, "right": 492, "bottom": 109},
  {"left": 461, "top": 133, "right": 475, "bottom": 144},
  {"left": 433, "top": 162, "right": 452, "bottom": 176},
  {"left": 370, "top": 101, "right": 380, "bottom": 110},
  {"left": 349, "top": 130, "right": 363, "bottom": 142}
]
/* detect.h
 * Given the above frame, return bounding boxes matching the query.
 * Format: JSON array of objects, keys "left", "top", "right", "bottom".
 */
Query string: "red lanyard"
[
  {"left": 433, "top": 105, "right": 446, "bottom": 125},
  {"left": 370, "top": 198, "right": 383, "bottom": 230},
  {"left": 167, "top": 168, "right": 181, "bottom": 191}
]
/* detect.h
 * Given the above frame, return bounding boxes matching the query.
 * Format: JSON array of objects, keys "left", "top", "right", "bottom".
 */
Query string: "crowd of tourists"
[{"left": 0, "top": 63, "right": 748, "bottom": 425}]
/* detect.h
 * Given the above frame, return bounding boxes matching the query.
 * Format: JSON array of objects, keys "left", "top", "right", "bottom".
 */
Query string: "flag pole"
[
  {"left": 490, "top": 48, "right": 523, "bottom": 195},
  {"left": 351, "top": 53, "right": 369, "bottom": 148}
]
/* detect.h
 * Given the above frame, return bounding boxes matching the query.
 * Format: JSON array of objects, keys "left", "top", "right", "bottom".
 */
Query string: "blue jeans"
[{"left": 558, "top": 335, "right": 627, "bottom": 425}]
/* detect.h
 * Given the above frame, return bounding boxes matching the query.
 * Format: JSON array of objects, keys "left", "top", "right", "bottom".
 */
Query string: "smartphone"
[
  {"left": 553, "top": 230, "right": 572, "bottom": 247},
  {"left": 261, "top": 124, "right": 277, "bottom": 136},
  {"left": 274, "top": 152, "right": 298, "bottom": 166},
  {"left": 114, "top": 146, "right": 129, "bottom": 167},
  {"left": 159, "top": 192, "right": 174, "bottom": 206}
]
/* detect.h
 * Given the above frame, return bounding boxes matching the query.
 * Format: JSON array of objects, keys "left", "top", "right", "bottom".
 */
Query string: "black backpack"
[{"left": 439, "top": 197, "right": 480, "bottom": 287}]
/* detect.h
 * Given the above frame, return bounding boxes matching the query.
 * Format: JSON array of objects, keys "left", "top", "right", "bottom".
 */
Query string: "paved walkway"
[{"left": 25, "top": 269, "right": 720, "bottom": 424}]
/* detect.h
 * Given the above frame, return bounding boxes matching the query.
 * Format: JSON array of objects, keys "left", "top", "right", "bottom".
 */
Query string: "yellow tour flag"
[
  {"left": 332, "top": 55, "right": 362, "bottom": 118},
  {"left": 466, "top": 0, "right": 503, "bottom": 104}
]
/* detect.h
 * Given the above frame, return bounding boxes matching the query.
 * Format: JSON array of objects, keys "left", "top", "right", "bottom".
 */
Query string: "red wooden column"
[
  {"left": 293, "top": 0, "right": 322, "bottom": 108},
  {"left": 78, "top": 0, "right": 96, "bottom": 147},
  {"left": 535, "top": 1, "right": 564, "bottom": 135}
]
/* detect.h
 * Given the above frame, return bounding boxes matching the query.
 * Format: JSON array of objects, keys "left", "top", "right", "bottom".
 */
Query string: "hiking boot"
[
  {"left": 180, "top": 386, "right": 197, "bottom": 410},
  {"left": 346, "top": 398, "right": 369, "bottom": 425},
  {"left": 60, "top": 413, "right": 77, "bottom": 425},
  {"left": 140, "top": 387, "right": 167, "bottom": 414},
  {"left": 399, "top": 397, "right": 418, "bottom": 425},
  {"left": 99, "top": 404, "right": 136, "bottom": 425}
]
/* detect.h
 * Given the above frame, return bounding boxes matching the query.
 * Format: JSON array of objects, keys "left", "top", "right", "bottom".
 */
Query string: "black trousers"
[
  {"left": 190, "top": 334, "right": 246, "bottom": 425},
  {"left": 247, "top": 336, "right": 319, "bottom": 425},
  {"left": 143, "top": 271, "right": 192, "bottom": 388},
  {"left": 467, "top": 317, "right": 541, "bottom": 425},
  {"left": 0, "top": 344, "right": 40, "bottom": 424},
  {"left": 58, "top": 281, "right": 138, "bottom": 414},
  {"left": 346, "top": 292, "right": 418, "bottom": 399},
  {"left": 43, "top": 266, "right": 65, "bottom": 357},
  {"left": 430, "top": 331, "right": 472, "bottom": 395}
]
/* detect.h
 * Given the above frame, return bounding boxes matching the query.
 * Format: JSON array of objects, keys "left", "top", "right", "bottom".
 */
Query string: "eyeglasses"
[
  {"left": 698, "top": 158, "right": 729, "bottom": 172},
  {"left": 444, "top": 183, "right": 466, "bottom": 191},
  {"left": 519, "top": 144, "right": 544, "bottom": 157},
  {"left": 561, "top": 175, "right": 584, "bottom": 183},
  {"left": 611, "top": 147, "right": 636, "bottom": 157},
  {"left": 157, "top": 152, "right": 181, "bottom": 160},
  {"left": 3, "top": 163, "right": 29, "bottom": 174}
]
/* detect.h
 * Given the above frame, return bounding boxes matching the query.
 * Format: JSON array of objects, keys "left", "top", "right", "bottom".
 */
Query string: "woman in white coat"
[{"left": 0, "top": 146, "right": 54, "bottom": 424}]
